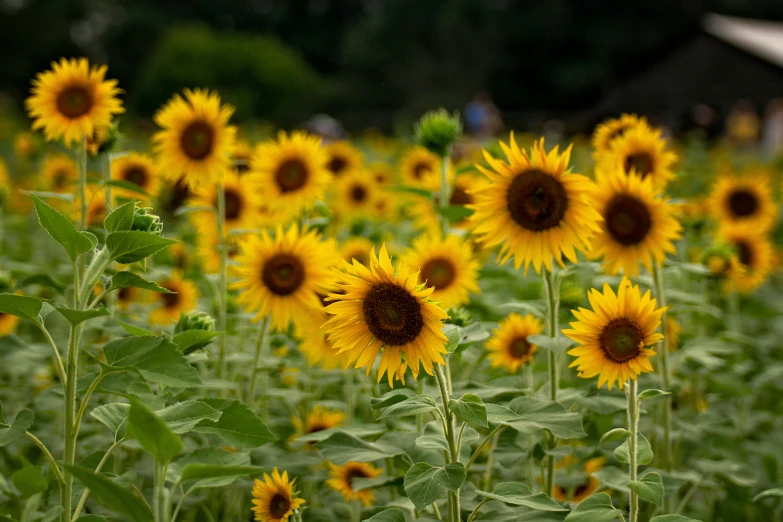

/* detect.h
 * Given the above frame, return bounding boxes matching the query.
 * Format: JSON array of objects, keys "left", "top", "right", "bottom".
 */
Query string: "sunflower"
[
  {"left": 591, "top": 114, "right": 646, "bottom": 159},
  {"left": 667, "top": 317, "right": 683, "bottom": 351},
  {"left": 371, "top": 190, "right": 399, "bottom": 222},
  {"left": 41, "top": 153, "right": 78, "bottom": 193},
  {"left": 86, "top": 125, "right": 111, "bottom": 157},
  {"left": 14, "top": 132, "right": 39, "bottom": 160},
  {"left": 0, "top": 160, "right": 9, "bottom": 204},
  {"left": 334, "top": 172, "right": 377, "bottom": 218},
  {"left": 291, "top": 406, "right": 345, "bottom": 439},
  {"left": 721, "top": 228, "right": 776, "bottom": 293},
  {"left": 0, "top": 311, "right": 20, "bottom": 337},
  {"left": 248, "top": 131, "right": 331, "bottom": 216},
  {"left": 81, "top": 189, "right": 108, "bottom": 227},
  {"left": 409, "top": 173, "right": 485, "bottom": 235},
  {"left": 251, "top": 468, "right": 305, "bottom": 522},
  {"left": 149, "top": 273, "right": 199, "bottom": 326},
  {"left": 589, "top": 170, "right": 682, "bottom": 276},
  {"left": 401, "top": 234, "right": 480, "bottom": 308},
  {"left": 232, "top": 225, "right": 338, "bottom": 331},
  {"left": 111, "top": 153, "right": 160, "bottom": 200},
  {"left": 152, "top": 88, "right": 236, "bottom": 190},
  {"left": 485, "top": 313, "right": 543, "bottom": 373},
  {"left": 324, "top": 141, "right": 363, "bottom": 178},
  {"left": 296, "top": 318, "right": 352, "bottom": 369},
  {"left": 367, "top": 161, "right": 394, "bottom": 186},
  {"left": 189, "top": 171, "right": 258, "bottom": 235},
  {"left": 553, "top": 457, "right": 606, "bottom": 503},
  {"left": 115, "top": 286, "right": 143, "bottom": 311},
  {"left": 468, "top": 135, "right": 602, "bottom": 274},
  {"left": 324, "top": 245, "right": 448, "bottom": 386},
  {"left": 340, "top": 237, "right": 376, "bottom": 267},
  {"left": 708, "top": 172, "right": 778, "bottom": 234},
  {"left": 25, "top": 57, "right": 124, "bottom": 146},
  {"left": 564, "top": 277, "right": 664, "bottom": 390},
  {"left": 400, "top": 146, "right": 442, "bottom": 188},
  {"left": 598, "top": 123, "right": 677, "bottom": 190},
  {"left": 326, "top": 461, "right": 382, "bottom": 507},
  {"left": 232, "top": 139, "right": 253, "bottom": 174}
]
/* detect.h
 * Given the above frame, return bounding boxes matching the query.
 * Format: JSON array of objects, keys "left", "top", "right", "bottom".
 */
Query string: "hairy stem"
[
  {"left": 434, "top": 363, "right": 460, "bottom": 521},
  {"left": 543, "top": 264, "right": 560, "bottom": 496},
  {"left": 651, "top": 262, "right": 672, "bottom": 474},
  {"left": 628, "top": 379, "right": 639, "bottom": 522}
]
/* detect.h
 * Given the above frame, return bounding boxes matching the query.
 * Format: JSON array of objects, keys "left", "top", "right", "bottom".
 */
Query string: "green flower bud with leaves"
[
  {"left": 415, "top": 109, "right": 462, "bottom": 158},
  {"left": 174, "top": 310, "right": 216, "bottom": 335},
  {"left": 446, "top": 306, "right": 472, "bottom": 327},
  {"left": 131, "top": 206, "right": 163, "bottom": 235}
]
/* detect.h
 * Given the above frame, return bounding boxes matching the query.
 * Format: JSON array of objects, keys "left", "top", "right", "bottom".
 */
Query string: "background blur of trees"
[{"left": 1, "top": 0, "right": 782, "bottom": 131}]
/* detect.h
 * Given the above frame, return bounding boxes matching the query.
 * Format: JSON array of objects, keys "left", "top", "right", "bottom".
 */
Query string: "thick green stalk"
[
  {"left": 543, "top": 265, "right": 560, "bottom": 496},
  {"left": 434, "top": 364, "right": 460, "bottom": 522},
  {"left": 651, "top": 262, "right": 672, "bottom": 473},
  {"left": 78, "top": 136, "right": 88, "bottom": 229},
  {"left": 215, "top": 182, "right": 229, "bottom": 380},
  {"left": 627, "top": 379, "right": 639, "bottom": 522}
]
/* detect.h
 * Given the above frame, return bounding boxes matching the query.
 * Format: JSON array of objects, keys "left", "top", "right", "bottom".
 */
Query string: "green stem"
[
  {"left": 61, "top": 322, "right": 82, "bottom": 522},
  {"left": 20, "top": 431, "right": 64, "bottom": 489},
  {"left": 465, "top": 425, "right": 504, "bottom": 473},
  {"left": 466, "top": 499, "right": 489, "bottom": 522},
  {"left": 38, "top": 326, "right": 67, "bottom": 388},
  {"left": 245, "top": 317, "right": 270, "bottom": 406},
  {"left": 439, "top": 155, "right": 452, "bottom": 235},
  {"left": 651, "top": 262, "right": 672, "bottom": 474},
  {"left": 482, "top": 429, "right": 501, "bottom": 491},
  {"left": 627, "top": 379, "right": 639, "bottom": 522},
  {"left": 154, "top": 462, "right": 170, "bottom": 522},
  {"left": 73, "top": 372, "right": 108, "bottom": 441},
  {"left": 78, "top": 136, "right": 87, "bottom": 229},
  {"left": 72, "top": 440, "right": 122, "bottom": 521},
  {"left": 215, "top": 182, "right": 229, "bottom": 381},
  {"left": 543, "top": 264, "right": 560, "bottom": 497},
  {"left": 103, "top": 152, "right": 113, "bottom": 212},
  {"left": 171, "top": 485, "right": 195, "bottom": 522},
  {"left": 433, "top": 363, "right": 460, "bottom": 522}
]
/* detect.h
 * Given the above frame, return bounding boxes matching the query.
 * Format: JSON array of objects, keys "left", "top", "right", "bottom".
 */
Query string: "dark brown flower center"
[
  {"left": 728, "top": 190, "right": 758, "bottom": 218},
  {"left": 623, "top": 152, "right": 654, "bottom": 178},
  {"left": 161, "top": 289, "right": 180, "bottom": 309},
  {"left": 123, "top": 167, "right": 148, "bottom": 187},
  {"left": 223, "top": 189, "right": 243, "bottom": 220},
  {"left": 169, "top": 178, "right": 191, "bottom": 211},
  {"left": 363, "top": 283, "right": 423, "bottom": 346},
  {"left": 506, "top": 169, "right": 568, "bottom": 231},
  {"left": 347, "top": 251, "right": 370, "bottom": 267},
  {"left": 735, "top": 240, "right": 753, "bottom": 266},
  {"left": 56, "top": 86, "right": 92, "bottom": 119},
  {"left": 345, "top": 467, "right": 370, "bottom": 489},
  {"left": 180, "top": 121, "right": 214, "bottom": 160},
  {"left": 262, "top": 253, "right": 305, "bottom": 296},
  {"left": 508, "top": 336, "right": 531, "bottom": 359},
  {"left": 573, "top": 482, "right": 591, "bottom": 498},
  {"left": 420, "top": 258, "right": 455, "bottom": 289},
  {"left": 599, "top": 318, "right": 644, "bottom": 363},
  {"left": 269, "top": 493, "right": 291, "bottom": 518},
  {"left": 307, "top": 423, "right": 327, "bottom": 434},
  {"left": 327, "top": 156, "right": 348, "bottom": 176},
  {"left": 605, "top": 125, "right": 630, "bottom": 149},
  {"left": 53, "top": 170, "right": 69, "bottom": 189},
  {"left": 275, "top": 159, "right": 308, "bottom": 193},
  {"left": 413, "top": 162, "right": 432, "bottom": 180},
  {"left": 350, "top": 184, "right": 367, "bottom": 203},
  {"left": 449, "top": 186, "right": 472, "bottom": 206},
  {"left": 117, "top": 287, "right": 132, "bottom": 302},
  {"left": 605, "top": 194, "right": 652, "bottom": 246}
]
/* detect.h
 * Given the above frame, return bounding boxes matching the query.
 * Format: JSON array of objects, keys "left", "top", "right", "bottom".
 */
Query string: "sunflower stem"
[
  {"left": 627, "top": 379, "right": 640, "bottom": 522},
  {"left": 439, "top": 154, "right": 452, "bottom": 235},
  {"left": 215, "top": 181, "right": 229, "bottom": 382},
  {"left": 543, "top": 264, "right": 560, "bottom": 497},
  {"left": 78, "top": 135, "right": 87, "bottom": 229},
  {"left": 651, "top": 261, "right": 672, "bottom": 475},
  {"left": 434, "top": 363, "right": 460, "bottom": 522},
  {"left": 246, "top": 317, "right": 270, "bottom": 407}
]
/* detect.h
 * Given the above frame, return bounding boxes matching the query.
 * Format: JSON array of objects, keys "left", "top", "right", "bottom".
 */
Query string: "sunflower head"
[
  {"left": 415, "top": 109, "right": 462, "bottom": 158},
  {"left": 150, "top": 273, "right": 199, "bottom": 326},
  {"left": 251, "top": 468, "right": 305, "bottom": 522},
  {"left": 340, "top": 237, "right": 376, "bottom": 267},
  {"left": 468, "top": 134, "right": 602, "bottom": 274},
  {"left": 553, "top": 456, "right": 606, "bottom": 503},
  {"left": 591, "top": 114, "right": 646, "bottom": 159},
  {"left": 231, "top": 139, "right": 253, "bottom": 174},
  {"left": 111, "top": 153, "right": 160, "bottom": 200},
  {"left": 334, "top": 172, "right": 376, "bottom": 218},
  {"left": 720, "top": 228, "right": 775, "bottom": 293},
  {"left": 292, "top": 405, "right": 345, "bottom": 440},
  {"left": 326, "top": 461, "right": 382, "bottom": 507},
  {"left": 400, "top": 146, "right": 442, "bottom": 188},
  {"left": 87, "top": 121, "right": 120, "bottom": 157},
  {"left": 41, "top": 153, "right": 78, "bottom": 193},
  {"left": 709, "top": 172, "right": 778, "bottom": 234},
  {"left": 485, "top": 313, "right": 543, "bottom": 373},
  {"left": 598, "top": 122, "right": 677, "bottom": 190},
  {"left": 700, "top": 242, "right": 739, "bottom": 278},
  {"left": 324, "top": 141, "right": 363, "bottom": 178},
  {"left": 564, "top": 277, "right": 664, "bottom": 390},
  {"left": 14, "top": 132, "right": 40, "bottom": 160},
  {"left": 189, "top": 171, "right": 258, "bottom": 235},
  {"left": 131, "top": 206, "right": 163, "bottom": 236}
]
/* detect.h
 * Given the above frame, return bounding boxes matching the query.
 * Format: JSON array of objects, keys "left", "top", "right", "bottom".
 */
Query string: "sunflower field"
[{"left": 0, "top": 56, "right": 781, "bottom": 522}]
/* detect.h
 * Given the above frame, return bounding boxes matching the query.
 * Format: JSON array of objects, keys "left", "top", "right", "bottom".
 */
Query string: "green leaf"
[
  {"left": 180, "top": 464, "right": 263, "bottom": 489},
  {"left": 650, "top": 516, "right": 704, "bottom": 522},
  {"left": 194, "top": 400, "right": 276, "bottom": 449},
  {"left": 443, "top": 324, "right": 460, "bottom": 353},
  {"left": 504, "top": 397, "right": 587, "bottom": 439},
  {"left": 172, "top": 330, "right": 221, "bottom": 355},
  {"left": 55, "top": 306, "right": 110, "bottom": 326},
  {"left": 105, "top": 180, "right": 151, "bottom": 197},
  {"left": 90, "top": 403, "right": 129, "bottom": 442},
  {"left": 314, "top": 431, "right": 405, "bottom": 465},
  {"left": 0, "top": 409, "right": 34, "bottom": 447},
  {"left": 106, "top": 231, "right": 178, "bottom": 264},
  {"left": 563, "top": 493, "right": 622, "bottom": 522},
  {"left": 403, "top": 462, "right": 466, "bottom": 511},
  {"left": 32, "top": 195, "right": 95, "bottom": 261},
  {"left": 157, "top": 400, "right": 221, "bottom": 434},
  {"left": 754, "top": 488, "right": 783, "bottom": 502},
  {"left": 448, "top": 393, "right": 488, "bottom": 428},
  {"left": 436, "top": 205, "right": 473, "bottom": 222},
  {"left": 574, "top": 395, "right": 627, "bottom": 415},
  {"left": 389, "top": 185, "right": 433, "bottom": 198},
  {"left": 416, "top": 421, "right": 451, "bottom": 452},
  {"left": 614, "top": 434, "right": 654, "bottom": 465},
  {"left": 352, "top": 475, "right": 404, "bottom": 492},
  {"left": 456, "top": 322, "right": 490, "bottom": 345},
  {"left": 65, "top": 464, "right": 154, "bottom": 522},
  {"left": 104, "top": 199, "right": 137, "bottom": 232},
  {"left": 592, "top": 466, "right": 630, "bottom": 494},
  {"left": 20, "top": 273, "right": 67, "bottom": 294},
  {"left": 628, "top": 472, "right": 664, "bottom": 507},
  {"left": 362, "top": 508, "right": 406, "bottom": 522},
  {"left": 370, "top": 389, "right": 415, "bottom": 409},
  {"left": 637, "top": 389, "right": 671, "bottom": 402},
  {"left": 598, "top": 428, "right": 630, "bottom": 447},
  {"left": 76, "top": 517, "right": 109, "bottom": 521},
  {"left": 108, "top": 272, "right": 174, "bottom": 293},
  {"left": 0, "top": 401, "right": 4, "bottom": 423},
  {"left": 475, "top": 482, "right": 567, "bottom": 511},
  {"left": 103, "top": 336, "right": 201, "bottom": 388},
  {"left": 0, "top": 294, "right": 43, "bottom": 325},
  {"left": 11, "top": 466, "right": 47, "bottom": 496},
  {"left": 127, "top": 399, "right": 183, "bottom": 463},
  {"left": 527, "top": 334, "right": 573, "bottom": 353},
  {"left": 485, "top": 404, "right": 523, "bottom": 423},
  {"left": 117, "top": 320, "right": 154, "bottom": 337},
  {"left": 379, "top": 395, "right": 438, "bottom": 419}
]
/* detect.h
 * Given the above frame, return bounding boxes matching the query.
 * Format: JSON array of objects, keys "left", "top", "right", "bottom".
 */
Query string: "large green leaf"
[
  {"left": 194, "top": 400, "right": 276, "bottom": 449},
  {"left": 650, "top": 517, "right": 704, "bottom": 522},
  {"left": 314, "top": 431, "right": 405, "bottom": 465},
  {"left": 403, "top": 462, "right": 466, "bottom": 511},
  {"left": 103, "top": 336, "right": 201, "bottom": 388},
  {"left": 127, "top": 399, "right": 183, "bottom": 464},
  {"left": 448, "top": 393, "right": 488, "bottom": 428},
  {"left": 32, "top": 195, "right": 95, "bottom": 261},
  {"left": 474, "top": 482, "right": 567, "bottom": 511},
  {"left": 55, "top": 306, "right": 110, "bottom": 326},
  {"left": 11, "top": 466, "right": 47, "bottom": 497},
  {"left": 754, "top": 488, "right": 783, "bottom": 502},
  {"left": 157, "top": 400, "right": 221, "bottom": 434},
  {"left": 362, "top": 509, "right": 406, "bottom": 522},
  {"left": 563, "top": 493, "right": 622, "bottom": 522},
  {"left": 370, "top": 389, "right": 416, "bottom": 409},
  {"left": 108, "top": 272, "right": 173, "bottom": 294},
  {"left": 0, "top": 409, "right": 34, "bottom": 447},
  {"left": 180, "top": 464, "right": 263, "bottom": 489},
  {"left": 591, "top": 466, "right": 630, "bottom": 495},
  {"left": 106, "top": 231, "right": 178, "bottom": 264},
  {"left": 90, "top": 403, "right": 128, "bottom": 442},
  {"left": 614, "top": 434, "right": 654, "bottom": 465},
  {"left": 172, "top": 330, "right": 221, "bottom": 355},
  {"left": 65, "top": 465, "right": 154, "bottom": 522},
  {"left": 628, "top": 472, "right": 664, "bottom": 507},
  {"left": 0, "top": 294, "right": 43, "bottom": 325},
  {"left": 504, "top": 397, "right": 587, "bottom": 439},
  {"left": 104, "top": 199, "right": 136, "bottom": 233},
  {"left": 379, "top": 395, "right": 438, "bottom": 419}
]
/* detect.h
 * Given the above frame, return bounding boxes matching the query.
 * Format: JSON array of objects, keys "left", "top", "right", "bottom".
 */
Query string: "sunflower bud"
[
  {"left": 701, "top": 243, "right": 735, "bottom": 278},
  {"left": 415, "top": 109, "right": 462, "bottom": 158},
  {"left": 131, "top": 206, "right": 163, "bottom": 235},
  {"left": 446, "top": 306, "right": 471, "bottom": 327},
  {"left": 174, "top": 310, "right": 215, "bottom": 335}
]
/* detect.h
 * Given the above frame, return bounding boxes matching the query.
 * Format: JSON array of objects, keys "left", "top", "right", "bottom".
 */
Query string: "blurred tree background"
[{"left": 1, "top": 0, "right": 781, "bottom": 131}]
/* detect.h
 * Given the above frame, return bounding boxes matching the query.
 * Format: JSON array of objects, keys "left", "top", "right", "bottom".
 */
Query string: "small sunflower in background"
[
  {"left": 111, "top": 152, "right": 160, "bottom": 201},
  {"left": 196, "top": 229, "right": 243, "bottom": 274},
  {"left": 189, "top": 171, "right": 258, "bottom": 235},
  {"left": 114, "top": 286, "right": 143, "bottom": 312},
  {"left": 564, "top": 277, "right": 664, "bottom": 390},
  {"left": 367, "top": 161, "right": 394, "bottom": 186},
  {"left": 81, "top": 188, "right": 109, "bottom": 227},
  {"left": 149, "top": 273, "right": 199, "bottom": 326},
  {"left": 708, "top": 172, "right": 778, "bottom": 234},
  {"left": 248, "top": 131, "right": 331, "bottom": 217},
  {"left": 553, "top": 457, "right": 606, "bottom": 503},
  {"left": 251, "top": 468, "right": 304, "bottom": 522},
  {"left": 590, "top": 170, "right": 682, "bottom": 276},
  {"left": 721, "top": 228, "right": 776, "bottom": 293},
  {"left": 153, "top": 88, "right": 236, "bottom": 190},
  {"left": 25, "top": 57, "right": 124, "bottom": 146},
  {"left": 409, "top": 173, "right": 484, "bottom": 235},
  {"left": 400, "top": 145, "right": 442, "bottom": 188},
  {"left": 291, "top": 405, "right": 345, "bottom": 440},
  {"left": 401, "top": 234, "right": 480, "bottom": 308},
  {"left": 296, "top": 320, "right": 351, "bottom": 370},
  {"left": 340, "top": 236, "right": 375, "bottom": 267},
  {"left": 41, "top": 153, "right": 78, "bottom": 193},
  {"left": 0, "top": 160, "right": 9, "bottom": 205},
  {"left": 231, "top": 139, "right": 253, "bottom": 175},
  {"left": 0, "top": 310, "right": 20, "bottom": 337},
  {"left": 591, "top": 113, "right": 646, "bottom": 159},
  {"left": 13, "top": 132, "right": 39, "bottom": 161},
  {"left": 324, "top": 140, "right": 363, "bottom": 179},
  {"left": 334, "top": 172, "right": 376, "bottom": 218},
  {"left": 370, "top": 190, "right": 399, "bottom": 222},
  {"left": 667, "top": 317, "right": 683, "bottom": 351},
  {"left": 324, "top": 245, "right": 448, "bottom": 386},
  {"left": 468, "top": 135, "right": 602, "bottom": 274},
  {"left": 326, "top": 461, "right": 382, "bottom": 506},
  {"left": 485, "top": 313, "right": 543, "bottom": 373},
  {"left": 599, "top": 122, "right": 677, "bottom": 190},
  {"left": 233, "top": 225, "right": 339, "bottom": 331}
]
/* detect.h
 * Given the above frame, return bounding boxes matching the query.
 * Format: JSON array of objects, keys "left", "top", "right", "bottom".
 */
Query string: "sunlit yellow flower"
[
  {"left": 251, "top": 468, "right": 304, "bottom": 522},
  {"left": 81, "top": 189, "right": 108, "bottom": 227},
  {"left": 591, "top": 114, "right": 646, "bottom": 159},
  {"left": 709, "top": 172, "right": 778, "bottom": 234},
  {"left": 189, "top": 171, "right": 258, "bottom": 235},
  {"left": 667, "top": 317, "right": 683, "bottom": 351},
  {"left": 339, "top": 236, "right": 376, "bottom": 267},
  {"left": 291, "top": 406, "right": 345, "bottom": 439},
  {"left": 324, "top": 141, "right": 363, "bottom": 179},
  {"left": 598, "top": 122, "right": 677, "bottom": 190},
  {"left": 334, "top": 172, "right": 377, "bottom": 218},
  {"left": 231, "top": 139, "right": 253, "bottom": 175},
  {"left": 326, "top": 461, "right": 382, "bottom": 506},
  {"left": 25, "top": 57, "right": 124, "bottom": 146},
  {"left": 296, "top": 317, "right": 353, "bottom": 370},
  {"left": 41, "top": 153, "right": 78, "bottom": 193},
  {"left": 721, "top": 228, "right": 776, "bottom": 293},
  {"left": 468, "top": 135, "right": 602, "bottom": 274},
  {"left": 400, "top": 146, "right": 442, "bottom": 188},
  {"left": 564, "top": 277, "right": 664, "bottom": 390},
  {"left": 485, "top": 313, "right": 542, "bottom": 373},
  {"left": 14, "top": 132, "right": 39, "bottom": 160},
  {"left": 553, "top": 457, "right": 606, "bottom": 503},
  {"left": 111, "top": 153, "right": 160, "bottom": 200},
  {"left": 367, "top": 161, "right": 394, "bottom": 186},
  {"left": 86, "top": 125, "right": 111, "bottom": 157},
  {"left": 0, "top": 310, "right": 20, "bottom": 337},
  {"left": 149, "top": 273, "right": 199, "bottom": 326}
]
